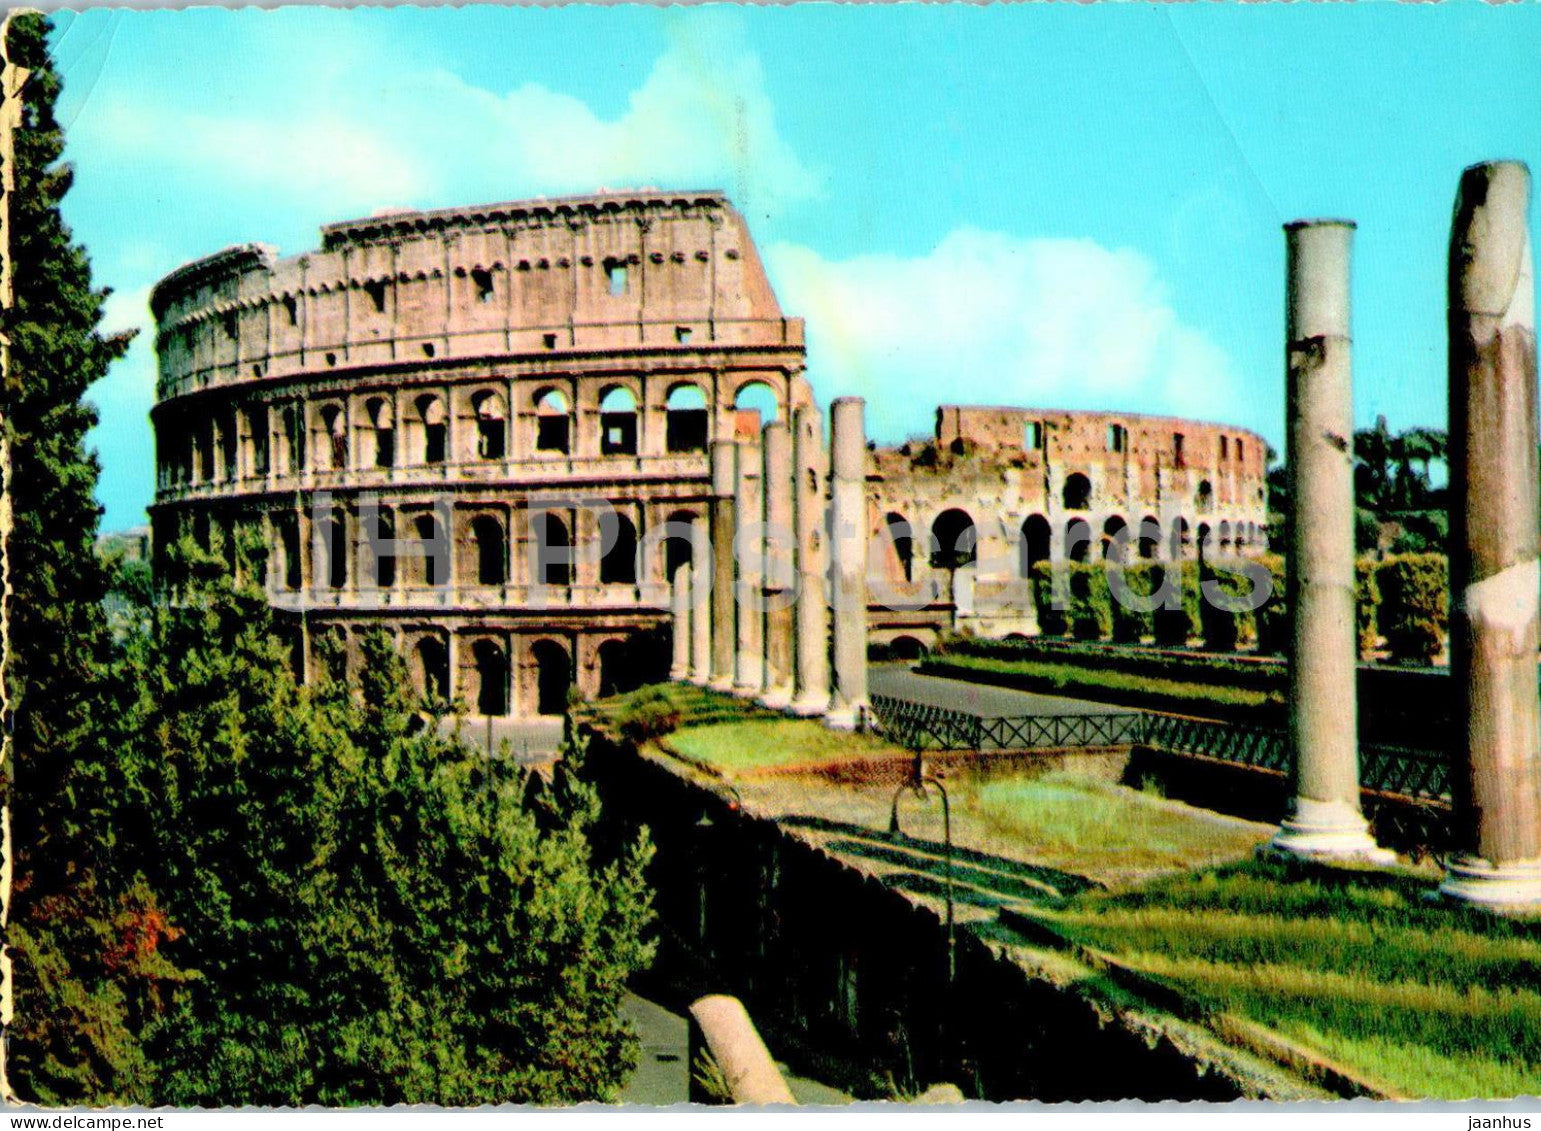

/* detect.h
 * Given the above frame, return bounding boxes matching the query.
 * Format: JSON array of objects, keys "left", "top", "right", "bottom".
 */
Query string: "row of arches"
[
  {"left": 407, "top": 634, "right": 640, "bottom": 717},
  {"left": 160, "top": 379, "right": 786, "bottom": 490},
  {"left": 273, "top": 506, "right": 697, "bottom": 593},
  {"left": 883, "top": 509, "right": 1265, "bottom": 579}
]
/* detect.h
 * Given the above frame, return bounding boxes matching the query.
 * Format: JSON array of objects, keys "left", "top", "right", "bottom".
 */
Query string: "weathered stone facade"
[
  {"left": 150, "top": 190, "right": 812, "bottom": 717},
  {"left": 150, "top": 189, "right": 1267, "bottom": 719},
  {"left": 866, "top": 405, "right": 1268, "bottom": 651}
]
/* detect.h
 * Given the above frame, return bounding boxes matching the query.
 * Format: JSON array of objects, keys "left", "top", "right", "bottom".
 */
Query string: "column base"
[
  {"left": 758, "top": 685, "right": 793, "bottom": 711},
  {"left": 687, "top": 671, "right": 710, "bottom": 687},
  {"left": 1438, "top": 855, "right": 1541, "bottom": 912},
  {"left": 707, "top": 675, "right": 735, "bottom": 693},
  {"left": 669, "top": 665, "right": 689, "bottom": 681},
  {"left": 788, "top": 692, "right": 829, "bottom": 717},
  {"left": 1262, "top": 797, "right": 1394, "bottom": 865},
  {"left": 824, "top": 706, "right": 859, "bottom": 731}
]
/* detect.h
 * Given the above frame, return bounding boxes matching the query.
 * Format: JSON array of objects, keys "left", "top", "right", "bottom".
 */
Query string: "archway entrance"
[
  {"left": 414, "top": 637, "right": 449, "bottom": 702},
  {"left": 597, "top": 639, "right": 634, "bottom": 698},
  {"left": 471, "top": 639, "right": 510, "bottom": 716},
  {"left": 532, "top": 640, "right": 571, "bottom": 716}
]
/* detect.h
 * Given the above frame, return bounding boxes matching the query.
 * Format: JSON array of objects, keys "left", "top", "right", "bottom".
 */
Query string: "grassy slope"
[
  {"left": 596, "top": 685, "right": 1541, "bottom": 1099},
  {"left": 1045, "top": 860, "right": 1541, "bottom": 1099}
]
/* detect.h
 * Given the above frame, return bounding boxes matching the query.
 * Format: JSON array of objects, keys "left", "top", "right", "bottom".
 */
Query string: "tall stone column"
[
  {"left": 669, "top": 564, "right": 691, "bottom": 680},
  {"left": 825, "top": 397, "right": 870, "bottom": 730},
  {"left": 689, "top": 516, "right": 711, "bottom": 686},
  {"left": 1267, "top": 219, "right": 1390, "bottom": 862},
  {"left": 709, "top": 439, "right": 737, "bottom": 692},
  {"left": 733, "top": 434, "right": 765, "bottom": 695},
  {"left": 1440, "top": 161, "right": 1541, "bottom": 908},
  {"left": 790, "top": 405, "right": 831, "bottom": 715},
  {"left": 760, "top": 420, "right": 796, "bottom": 709}
]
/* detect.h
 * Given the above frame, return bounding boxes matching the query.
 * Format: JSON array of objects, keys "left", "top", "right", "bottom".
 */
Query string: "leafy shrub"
[
  {"left": 1030, "top": 561, "right": 1067, "bottom": 637},
  {"left": 1108, "top": 561, "right": 1159, "bottom": 643},
  {"left": 1355, "top": 556, "right": 1382, "bottom": 657},
  {"left": 1253, "top": 554, "right": 1289, "bottom": 655},
  {"left": 1152, "top": 561, "right": 1201, "bottom": 647},
  {"left": 1376, "top": 554, "right": 1449, "bottom": 663},
  {"left": 1199, "top": 557, "right": 1261, "bottom": 653}
]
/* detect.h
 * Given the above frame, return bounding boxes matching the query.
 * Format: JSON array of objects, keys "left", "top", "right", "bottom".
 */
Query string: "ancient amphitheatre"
[{"left": 149, "top": 189, "right": 1267, "bottom": 721}]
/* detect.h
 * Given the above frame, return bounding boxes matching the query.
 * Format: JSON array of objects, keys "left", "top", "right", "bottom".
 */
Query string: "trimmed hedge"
[
  {"left": 1254, "top": 554, "right": 1289, "bottom": 656},
  {"left": 1375, "top": 554, "right": 1448, "bottom": 663}
]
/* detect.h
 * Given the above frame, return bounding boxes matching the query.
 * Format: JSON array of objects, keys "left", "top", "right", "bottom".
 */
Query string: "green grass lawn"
[
  {"left": 922, "top": 655, "right": 1283, "bottom": 718},
  {"left": 952, "top": 774, "right": 1267, "bottom": 875},
  {"left": 667, "top": 717, "right": 901, "bottom": 772},
  {"left": 1039, "top": 858, "right": 1541, "bottom": 1099}
]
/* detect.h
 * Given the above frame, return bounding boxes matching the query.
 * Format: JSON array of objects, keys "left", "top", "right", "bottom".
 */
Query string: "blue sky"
[{"left": 46, "top": 3, "right": 1541, "bottom": 532}]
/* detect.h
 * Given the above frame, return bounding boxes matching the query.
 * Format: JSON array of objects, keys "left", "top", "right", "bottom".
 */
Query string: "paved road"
[{"left": 869, "top": 664, "right": 1127, "bottom": 718}]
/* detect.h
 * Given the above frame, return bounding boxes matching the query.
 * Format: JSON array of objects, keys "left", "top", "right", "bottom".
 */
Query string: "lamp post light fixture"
[{"left": 887, "top": 747, "right": 956, "bottom": 984}]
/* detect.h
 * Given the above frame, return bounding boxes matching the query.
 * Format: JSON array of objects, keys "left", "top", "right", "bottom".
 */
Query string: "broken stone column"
[
  {"left": 1267, "top": 219, "right": 1391, "bottom": 863},
  {"left": 760, "top": 420, "right": 796, "bottom": 709},
  {"left": 709, "top": 439, "right": 738, "bottom": 692},
  {"left": 789, "top": 404, "right": 831, "bottom": 716},
  {"left": 669, "top": 564, "right": 691, "bottom": 680},
  {"left": 687, "top": 995, "right": 796, "bottom": 1106},
  {"left": 734, "top": 434, "right": 765, "bottom": 695},
  {"left": 1439, "top": 161, "right": 1541, "bottom": 909},
  {"left": 689, "top": 516, "right": 712, "bottom": 686},
  {"left": 825, "top": 397, "right": 869, "bottom": 731}
]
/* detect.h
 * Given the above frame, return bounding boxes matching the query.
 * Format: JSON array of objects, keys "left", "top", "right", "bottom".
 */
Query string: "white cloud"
[
  {"left": 76, "top": 27, "right": 818, "bottom": 225},
  {"left": 763, "top": 228, "right": 1239, "bottom": 442}
]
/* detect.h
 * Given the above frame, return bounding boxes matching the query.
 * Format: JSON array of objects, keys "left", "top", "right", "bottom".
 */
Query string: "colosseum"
[{"left": 148, "top": 189, "right": 1268, "bottom": 722}]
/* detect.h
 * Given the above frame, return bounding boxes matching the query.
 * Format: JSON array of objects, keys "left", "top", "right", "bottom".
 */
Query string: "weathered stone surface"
[
  {"left": 1267, "top": 220, "right": 1388, "bottom": 864},
  {"left": 1440, "top": 161, "right": 1541, "bottom": 909},
  {"left": 760, "top": 420, "right": 795, "bottom": 709},
  {"left": 826, "top": 397, "right": 870, "bottom": 730},
  {"left": 790, "top": 404, "right": 831, "bottom": 717}
]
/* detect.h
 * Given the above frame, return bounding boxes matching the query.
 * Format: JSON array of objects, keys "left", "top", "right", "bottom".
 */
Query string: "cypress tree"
[{"left": 2, "top": 11, "right": 159, "bottom": 1103}]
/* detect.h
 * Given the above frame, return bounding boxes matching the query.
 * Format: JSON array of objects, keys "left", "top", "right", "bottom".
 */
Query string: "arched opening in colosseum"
[
  {"left": 1020, "top": 515, "right": 1051, "bottom": 577},
  {"left": 321, "top": 508, "right": 348, "bottom": 590},
  {"left": 277, "top": 514, "right": 302, "bottom": 590},
  {"left": 283, "top": 405, "right": 306, "bottom": 473},
  {"left": 1102, "top": 515, "right": 1128, "bottom": 562},
  {"left": 414, "top": 395, "right": 447, "bottom": 465},
  {"left": 662, "top": 510, "right": 698, "bottom": 579},
  {"left": 1197, "top": 522, "right": 1213, "bottom": 561},
  {"left": 414, "top": 636, "right": 449, "bottom": 703},
  {"left": 472, "top": 516, "right": 508, "bottom": 587},
  {"left": 1065, "top": 518, "right": 1093, "bottom": 563},
  {"left": 885, "top": 513, "right": 915, "bottom": 583},
  {"left": 1170, "top": 517, "right": 1192, "bottom": 560},
  {"left": 411, "top": 513, "right": 447, "bottom": 586},
  {"left": 371, "top": 509, "right": 396, "bottom": 589},
  {"left": 531, "top": 639, "right": 571, "bottom": 715},
  {"left": 319, "top": 404, "right": 348, "bottom": 470},
  {"left": 597, "top": 638, "right": 636, "bottom": 698},
  {"left": 472, "top": 390, "right": 507, "bottom": 460},
  {"left": 1137, "top": 515, "right": 1161, "bottom": 560},
  {"left": 1106, "top": 423, "right": 1128, "bottom": 453},
  {"left": 534, "top": 389, "right": 571, "bottom": 454},
  {"left": 534, "top": 511, "right": 572, "bottom": 586},
  {"left": 365, "top": 397, "right": 394, "bottom": 468},
  {"left": 890, "top": 635, "right": 927, "bottom": 661},
  {"left": 219, "top": 409, "right": 237, "bottom": 480},
  {"left": 248, "top": 405, "right": 270, "bottom": 476},
  {"left": 196, "top": 420, "right": 215, "bottom": 482},
  {"left": 1197, "top": 479, "right": 1214, "bottom": 511},
  {"left": 734, "top": 381, "right": 780, "bottom": 430},
  {"left": 1062, "top": 473, "right": 1092, "bottom": 511},
  {"left": 1219, "top": 520, "right": 1233, "bottom": 554},
  {"left": 599, "top": 387, "right": 639, "bottom": 456},
  {"left": 666, "top": 384, "right": 709, "bottom": 453},
  {"left": 600, "top": 513, "right": 639, "bottom": 586},
  {"left": 471, "top": 639, "right": 510, "bottom": 717},
  {"left": 930, "top": 509, "right": 977, "bottom": 570}
]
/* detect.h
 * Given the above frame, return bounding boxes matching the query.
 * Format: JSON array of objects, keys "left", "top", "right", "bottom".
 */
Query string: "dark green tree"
[
  {"left": 121, "top": 540, "right": 655, "bottom": 1105},
  {"left": 2, "top": 11, "right": 163, "bottom": 1104}
]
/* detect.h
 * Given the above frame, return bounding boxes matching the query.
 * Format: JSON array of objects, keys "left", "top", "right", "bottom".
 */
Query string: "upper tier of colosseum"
[{"left": 150, "top": 190, "right": 803, "bottom": 401}]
